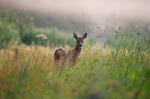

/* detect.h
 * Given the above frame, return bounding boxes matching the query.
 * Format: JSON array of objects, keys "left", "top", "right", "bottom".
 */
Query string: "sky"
[{"left": 1, "top": 0, "right": 150, "bottom": 24}]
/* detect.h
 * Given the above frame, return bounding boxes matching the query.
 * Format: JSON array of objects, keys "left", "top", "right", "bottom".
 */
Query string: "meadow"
[{"left": 0, "top": 7, "right": 150, "bottom": 99}]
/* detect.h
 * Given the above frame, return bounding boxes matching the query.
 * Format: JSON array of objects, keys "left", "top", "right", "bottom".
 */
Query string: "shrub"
[
  {"left": 0, "top": 19, "right": 20, "bottom": 48},
  {"left": 0, "top": 7, "right": 75, "bottom": 48}
]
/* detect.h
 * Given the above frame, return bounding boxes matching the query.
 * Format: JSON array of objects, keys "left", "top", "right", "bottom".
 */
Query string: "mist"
[
  {"left": 0, "top": 0, "right": 150, "bottom": 36},
  {"left": 1, "top": 0, "right": 150, "bottom": 20}
]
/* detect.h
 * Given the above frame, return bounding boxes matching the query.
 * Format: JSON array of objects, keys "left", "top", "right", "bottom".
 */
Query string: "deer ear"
[
  {"left": 82, "top": 33, "right": 87, "bottom": 39},
  {"left": 73, "top": 32, "right": 78, "bottom": 39}
]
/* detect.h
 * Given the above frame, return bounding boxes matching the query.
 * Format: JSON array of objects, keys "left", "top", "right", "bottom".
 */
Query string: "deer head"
[{"left": 73, "top": 32, "right": 87, "bottom": 48}]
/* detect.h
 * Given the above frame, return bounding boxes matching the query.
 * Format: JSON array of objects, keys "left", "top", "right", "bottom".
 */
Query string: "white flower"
[{"left": 36, "top": 34, "right": 47, "bottom": 40}]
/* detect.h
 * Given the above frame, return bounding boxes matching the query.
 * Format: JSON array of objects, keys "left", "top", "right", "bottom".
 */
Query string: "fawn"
[{"left": 54, "top": 32, "right": 87, "bottom": 67}]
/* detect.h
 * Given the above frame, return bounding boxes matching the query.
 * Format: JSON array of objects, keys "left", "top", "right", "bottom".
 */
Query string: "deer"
[{"left": 54, "top": 32, "right": 87, "bottom": 67}]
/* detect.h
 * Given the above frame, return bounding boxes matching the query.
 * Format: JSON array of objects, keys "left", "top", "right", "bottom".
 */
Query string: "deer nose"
[{"left": 79, "top": 44, "right": 82, "bottom": 47}]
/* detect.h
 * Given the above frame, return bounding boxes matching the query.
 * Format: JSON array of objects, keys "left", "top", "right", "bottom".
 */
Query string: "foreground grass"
[{"left": 0, "top": 44, "right": 150, "bottom": 99}]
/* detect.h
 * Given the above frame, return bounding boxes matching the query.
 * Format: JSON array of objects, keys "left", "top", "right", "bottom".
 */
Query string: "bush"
[
  {"left": 0, "top": 19, "right": 20, "bottom": 48},
  {"left": 31, "top": 28, "right": 76, "bottom": 47},
  {"left": 0, "top": 7, "right": 75, "bottom": 48}
]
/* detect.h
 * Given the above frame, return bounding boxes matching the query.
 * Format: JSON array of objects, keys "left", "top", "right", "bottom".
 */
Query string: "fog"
[
  {"left": 0, "top": 0, "right": 150, "bottom": 36},
  {"left": 1, "top": 0, "right": 150, "bottom": 21}
]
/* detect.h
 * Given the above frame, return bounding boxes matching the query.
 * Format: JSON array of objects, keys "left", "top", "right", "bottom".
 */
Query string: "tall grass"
[
  {"left": 0, "top": 36, "right": 149, "bottom": 99},
  {"left": 0, "top": 6, "right": 150, "bottom": 99}
]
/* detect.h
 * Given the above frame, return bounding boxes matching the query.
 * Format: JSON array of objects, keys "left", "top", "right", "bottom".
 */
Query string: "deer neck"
[
  {"left": 74, "top": 45, "right": 81, "bottom": 53},
  {"left": 70, "top": 45, "right": 81, "bottom": 58}
]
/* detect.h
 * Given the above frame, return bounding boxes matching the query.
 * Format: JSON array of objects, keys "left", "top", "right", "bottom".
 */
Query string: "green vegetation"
[
  {"left": 0, "top": 7, "right": 75, "bottom": 49},
  {"left": 0, "top": 7, "right": 150, "bottom": 99},
  {"left": 106, "top": 27, "right": 150, "bottom": 51}
]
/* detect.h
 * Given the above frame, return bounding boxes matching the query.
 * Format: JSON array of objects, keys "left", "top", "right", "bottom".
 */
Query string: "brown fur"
[
  {"left": 54, "top": 33, "right": 87, "bottom": 67},
  {"left": 54, "top": 47, "right": 67, "bottom": 67},
  {"left": 66, "top": 46, "right": 81, "bottom": 65}
]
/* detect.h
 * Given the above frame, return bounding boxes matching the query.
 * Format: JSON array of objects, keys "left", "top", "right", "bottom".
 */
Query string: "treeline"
[{"left": 0, "top": 7, "right": 75, "bottom": 49}]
